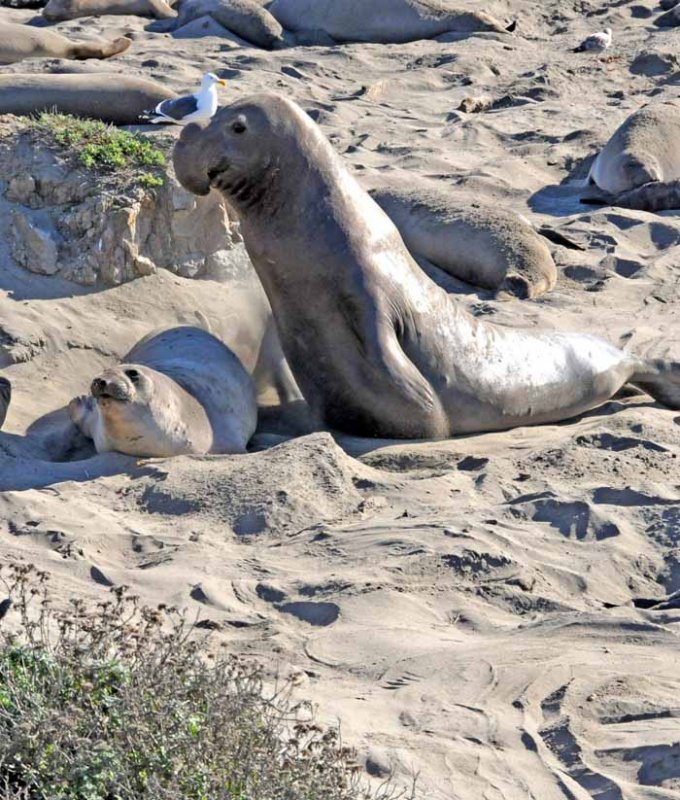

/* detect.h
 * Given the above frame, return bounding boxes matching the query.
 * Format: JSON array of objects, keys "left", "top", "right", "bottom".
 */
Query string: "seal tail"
[
  {"left": 70, "top": 36, "right": 132, "bottom": 60},
  {"left": 630, "top": 358, "right": 680, "bottom": 410}
]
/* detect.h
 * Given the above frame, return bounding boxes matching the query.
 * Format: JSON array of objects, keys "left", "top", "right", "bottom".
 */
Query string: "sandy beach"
[{"left": 1, "top": 1, "right": 680, "bottom": 797}]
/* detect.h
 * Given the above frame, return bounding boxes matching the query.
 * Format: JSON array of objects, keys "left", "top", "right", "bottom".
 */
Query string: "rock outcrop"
[{"left": 0, "top": 117, "right": 244, "bottom": 286}]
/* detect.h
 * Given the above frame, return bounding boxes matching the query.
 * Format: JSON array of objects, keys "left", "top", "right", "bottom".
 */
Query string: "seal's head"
[
  {"left": 90, "top": 365, "right": 153, "bottom": 410},
  {"left": 174, "top": 93, "right": 318, "bottom": 207}
]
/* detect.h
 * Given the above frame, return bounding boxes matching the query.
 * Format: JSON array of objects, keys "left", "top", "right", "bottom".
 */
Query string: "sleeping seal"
[
  {"left": 368, "top": 180, "right": 556, "bottom": 299},
  {"left": 69, "top": 326, "right": 256, "bottom": 456},
  {"left": 0, "top": 22, "right": 131, "bottom": 64},
  {"left": 586, "top": 102, "right": 680, "bottom": 209},
  {"left": 43, "top": 0, "right": 176, "bottom": 20},
  {"left": 267, "top": 0, "right": 509, "bottom": 43},
  {"left": 173, "top": 94, "right": 680, "bottom": 439}
]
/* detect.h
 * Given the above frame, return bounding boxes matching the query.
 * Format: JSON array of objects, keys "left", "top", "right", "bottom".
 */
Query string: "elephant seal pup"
[
  {"left": 44, "top": 0, "right": 175, "bottom": 20},
  {"left": 0, "top": 74, "right": 175, "bottom": 124},
  {"left": 588, "top": 102, "right": 680, "bottom": 196},
  {"left": 0, "top": 23, "right": 131, "bottom": 64},
  {"left": 267, "top": 0, "right": 509, "bottom": 43},
  {"left": 174, "top": 94, "right": 680, "bottom": 439},
  {"left": 68, "top": 326, "right": 256, "bottom": 457},
  {"left": 0, "top": 377, "right": 10, "bottom": 430},
  {"left": 368, "top": 180, "right": 556, "bottom": 299},
  {"left": 175, "top": 0, "right": 284, "bottom": 48}
]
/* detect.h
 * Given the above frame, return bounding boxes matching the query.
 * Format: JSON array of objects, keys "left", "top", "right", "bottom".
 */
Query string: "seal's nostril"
[{"left": 91, "top": 378, "right": 107, "bottom": 396}]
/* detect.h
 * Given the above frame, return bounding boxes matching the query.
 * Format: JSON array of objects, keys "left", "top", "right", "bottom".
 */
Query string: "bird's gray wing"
[{"left": 154, "top": 94, "right": 199, "bottom": 120}]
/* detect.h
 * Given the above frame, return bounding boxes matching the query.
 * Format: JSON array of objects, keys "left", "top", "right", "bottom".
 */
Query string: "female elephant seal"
[
  {"left": 267, "top": 0, "right": 509, "bottom": 43},
  {"left": 368, "top": 180, "right": 556, "bottom": 299},
  {"left": 69, "top": 326, "right": 256, "bottom": 456},
  {"left": 587, "top": 101, "right": 680, "bottom": 207},
  {"left": 173, "top": 94, "right": 680, "bottom": 439},
  {"left": 0, "top": 73, "right": 175, "bottom": 124},
  {"left": 0, "top": 22, "right": 131, "bottom": 64},
  {"left": 0, "top": 377, "right": 10, "bottom": 430},
  {"left": 43, "top": 0, "right": 175, "bottom": 19}
]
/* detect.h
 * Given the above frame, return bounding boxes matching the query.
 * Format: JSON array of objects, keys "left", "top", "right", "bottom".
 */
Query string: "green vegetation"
[
  {"left": 28, "top": 114, "right": 166, "bottom": 189},
  {"left": 0, "top": 564, "right": 414, "bottom": 800}
]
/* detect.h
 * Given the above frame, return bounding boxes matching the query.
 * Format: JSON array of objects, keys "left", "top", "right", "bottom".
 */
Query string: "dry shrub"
[{"left": 0, "top": 564, "right": 415, "bottom": 800}]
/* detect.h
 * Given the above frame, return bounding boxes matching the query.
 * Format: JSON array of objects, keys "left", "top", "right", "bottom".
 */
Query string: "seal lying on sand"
[
  {"left": 586, "top": 102, "right": 680, "bottom": 209},
  {"left": 368, "top": 180, "right": 556, "bottom": 299},
  {"left": 267, "top": 0, "right": 509, "bottom": 43},
  {"left": 0, "top": 22, "right": 131, "bottom": 64},
  {"left": 175, "top": 0, "right": 284, "bottom": 48},
  {"left": 43, "top": 0, "right": 175, "bottom": 19},
  {"left": 0, "top": 74, "right": 175, "bottom": 124},
  {"left": 0, "top": 377, "right": 10, "bottom": 430},
  {"left": 174, "top": 94, "right": 680, "bottom": 439},
  {"left": 69, "top": 326, "right": 256, "bottom": 456}
]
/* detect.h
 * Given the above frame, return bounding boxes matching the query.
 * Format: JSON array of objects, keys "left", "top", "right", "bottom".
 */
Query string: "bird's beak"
[{"left": 217, "top": 79, "right": 227, "bottom": 87}]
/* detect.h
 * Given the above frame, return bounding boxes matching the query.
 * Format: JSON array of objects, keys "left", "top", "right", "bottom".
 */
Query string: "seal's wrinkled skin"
[
  {"left": 174, "top": 94, "right": 680, "bottom": 439},
  {"left": 69, "top": 326, "right": 256, "bottom": 457}
]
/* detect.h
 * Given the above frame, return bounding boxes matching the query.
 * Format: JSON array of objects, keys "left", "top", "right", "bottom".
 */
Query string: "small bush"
[
  {"left": 28, "top": 114, "right": 166, "bottom": 189},
  {"left": 0, "top": 564, "right": 414, "bottom": 800}
]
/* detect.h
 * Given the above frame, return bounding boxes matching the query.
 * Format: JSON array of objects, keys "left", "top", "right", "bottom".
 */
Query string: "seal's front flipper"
[
  {"left": 68, "top": 395, "right": 99, "bottom": 439},
  {"left": 631, "top": 359, "right": 680, "bottom": 410}
]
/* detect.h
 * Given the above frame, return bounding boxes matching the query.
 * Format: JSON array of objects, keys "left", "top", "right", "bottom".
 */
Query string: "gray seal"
[
  {"left": 267, "top": 0, "right": 509, "bottom": 43},
  {"left": 368, "top": 180, "right": 556, "bottom": 299},
  {"left": 173, "top": 94, "right": 680, "bottom": 439},
  {"left": 586, "top": 102, "right": 680, "bottom": 210},
  {"left": 0, "top": 22, "right": 131, "bottom": 64},
  {"left": 175, "top": 0, "right": 284, "bottom": 48},
  {"left": 69, "top": 325, "right": 256, "bottom": 456}
]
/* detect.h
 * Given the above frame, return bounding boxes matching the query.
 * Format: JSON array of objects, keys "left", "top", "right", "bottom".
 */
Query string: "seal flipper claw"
[{"left": 631, "top": 359, "right": 680, "bottom": 410}]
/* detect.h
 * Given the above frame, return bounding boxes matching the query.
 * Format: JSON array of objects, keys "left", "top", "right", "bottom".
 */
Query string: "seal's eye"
[
  {"left": 125, "top": 369, "right": 140, "bottom": 384},
  {"left": 232, "top": 120, "right": 246, "bottom": 134}
]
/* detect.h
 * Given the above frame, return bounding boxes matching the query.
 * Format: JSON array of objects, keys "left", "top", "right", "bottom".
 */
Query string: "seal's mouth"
[
  {"left": 91, "top": 378, "right": 130, "bottom": 402},
  {"left": 207, "top": 157, "right": 232, "bottom": 187}
]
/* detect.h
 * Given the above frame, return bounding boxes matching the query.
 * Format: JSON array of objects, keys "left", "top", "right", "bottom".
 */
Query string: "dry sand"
[{"left": 1, "top": 1, "right": 680, "bottom": 797}]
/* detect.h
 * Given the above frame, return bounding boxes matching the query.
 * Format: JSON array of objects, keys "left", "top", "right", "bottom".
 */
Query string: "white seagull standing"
[
  {"left": 574, "top": 27, "right": 613, "bottom": 53},
  {"left": 143, "top": 72, "right": 227, "bottom": 125}
]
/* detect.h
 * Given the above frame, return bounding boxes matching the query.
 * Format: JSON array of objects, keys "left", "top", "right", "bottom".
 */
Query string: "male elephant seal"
[
  {"left": 0, "top": 22, "right": 131, "bottom": 64},
  {"left": 69, "top": 326, "right": 256, "bottom": 456},
  {"left": 174, "top": 94, "right": 680, "bottom": 439},
  {"left": 368, "top": 180, "right": 556, "bottom": 299},
  {"left": 175, "top": 0, "right": 284, "bottom": 48},
  {"left": 587, "top": 102, "right": 680, "bottom": 208},
  {"left": 44, "top": 0, "right": 175, "bottom": 19},
  {"left": 0, "top": 74, "right": 175, "bottom": 124},
  {"left": 267, "top": 0, "right": 509, "bottom": 43},
  {"left": 0, "top": 377, "right": 10, "bottom": 430}
]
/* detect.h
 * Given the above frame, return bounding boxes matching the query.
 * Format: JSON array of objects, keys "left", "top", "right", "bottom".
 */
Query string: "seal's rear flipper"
[
  {"left": 0, "top": 377, "right": 10, "bottom": 429},
  {"left": 615, "top": 180, "right": 680, "bottom": 212},
  {"left": 631, "top": 359, "right": 680, "bottom": 410}
]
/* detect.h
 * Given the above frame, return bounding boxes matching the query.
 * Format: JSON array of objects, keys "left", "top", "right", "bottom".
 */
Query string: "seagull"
[
  {"left": 142, "top": 72, "right": 226, "bottom": 125},
  {"left": 574, "top": 27, "right": 612, "bottom": 53}
]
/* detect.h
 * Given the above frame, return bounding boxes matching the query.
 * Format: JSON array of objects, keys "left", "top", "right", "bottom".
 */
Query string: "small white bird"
[
  {"left": 142, "top": 72, "right": 227, "bottom": 125},
  {"left": 574, "top": 27, "right": 613, "bottom": 53}
]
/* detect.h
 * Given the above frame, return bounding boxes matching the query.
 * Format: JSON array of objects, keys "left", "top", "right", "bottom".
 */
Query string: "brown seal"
[
  {"left": 43, "top": 0, "right": 176, "bottom": 19},
  {"left": 0, "top": 73, "right": 175, "bottom": 124},
  {"left": 173, "top": 94, "right": 680, "bottom": 439},
  {"left": 69, "top": 326, "right": 256, "bottom": 457},
  {"left": 0, "top": 23, "right": 131, "bottom": 64}
]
